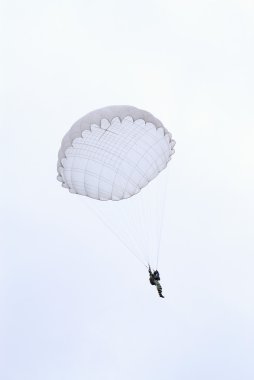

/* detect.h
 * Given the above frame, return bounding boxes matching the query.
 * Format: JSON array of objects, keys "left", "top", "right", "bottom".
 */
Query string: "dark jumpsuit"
[{"left": 149, "top": 268, "right": 164, "bottom": 298}]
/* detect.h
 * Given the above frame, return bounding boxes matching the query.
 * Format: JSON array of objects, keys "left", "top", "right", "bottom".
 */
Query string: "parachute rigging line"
[
  {"left": 84, "top": 200, "right": 148, "bottom": 268},
  {"left": 156, "top": 170, "right": 169, "bottom": 269}
]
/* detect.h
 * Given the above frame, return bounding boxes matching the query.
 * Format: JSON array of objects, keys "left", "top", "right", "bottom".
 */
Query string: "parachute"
[{"left": 57, "top": 105, "right": 175, "bottom": 267}]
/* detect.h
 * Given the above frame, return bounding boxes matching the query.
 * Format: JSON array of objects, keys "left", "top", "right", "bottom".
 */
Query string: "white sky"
[{"left": 1, "top": 1, "right": 254, "bottom": 379}]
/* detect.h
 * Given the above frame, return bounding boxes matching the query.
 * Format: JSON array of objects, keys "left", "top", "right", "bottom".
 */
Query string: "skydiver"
[{"left": 148, "top": 266, "right": 164, "bottom": 298}]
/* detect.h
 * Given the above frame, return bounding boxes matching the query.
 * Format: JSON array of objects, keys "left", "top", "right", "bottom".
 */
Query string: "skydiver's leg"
[{"left": 155, "top": 281, "right": 164, "bottom": 298}]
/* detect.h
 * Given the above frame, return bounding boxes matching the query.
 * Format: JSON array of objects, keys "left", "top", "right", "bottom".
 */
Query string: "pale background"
[{"left": 1, "top": 1, "right": 254, "bottom": 379}]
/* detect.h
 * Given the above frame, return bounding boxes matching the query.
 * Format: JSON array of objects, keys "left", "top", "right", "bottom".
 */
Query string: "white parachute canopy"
[{"left": 57, "top": 105, "right": 175, "bottom": 267}]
